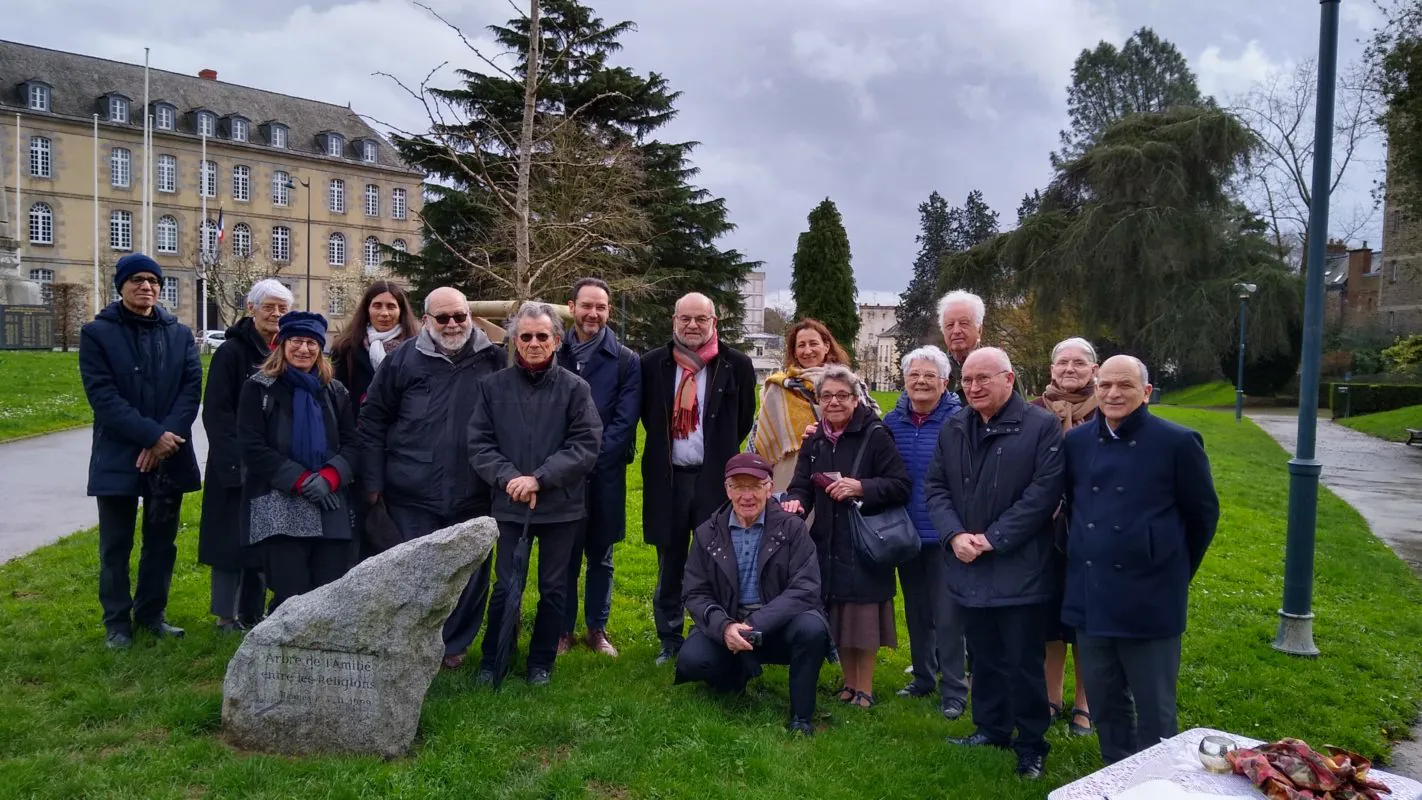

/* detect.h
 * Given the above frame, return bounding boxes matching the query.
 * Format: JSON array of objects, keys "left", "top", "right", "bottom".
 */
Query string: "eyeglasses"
[
  {"left": 675, "top": 315, "right": 713, "bottom": 326},
  {"left": 286, "top": 338, "right": 321, "bottom": 352},
  {"left": 258, "top": 303, "right": 289, "bottom": 315},
  {"left": 519, "top": 331, "right": 553, "bottom": 343},
  {"left": 724, "top": 481, "right": 766, "bottom": 494},
  {"left": 819, "top": 391, "right": 854, "bottom": 403},
  {"left": 126, "top": 276, "right": 162, "bottom": 287},
  {"left": 430, "top": 312, "right": 468, "bottom": 325},
  {"left": 905, "top": 371, "right": 941, "bottom": 382},
  {"left": 961, "top": 370, "right": 1009, "bottom": 387}
]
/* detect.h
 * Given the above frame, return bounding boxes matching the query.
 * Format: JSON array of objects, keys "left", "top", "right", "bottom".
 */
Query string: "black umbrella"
[{"left": 488, "top": 505, "right": 534, "bottom": 689}]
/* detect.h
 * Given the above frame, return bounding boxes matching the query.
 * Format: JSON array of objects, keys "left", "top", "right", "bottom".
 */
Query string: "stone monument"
[
  {"left": 221, "top": 517, "right": 498, "bottom": 758},
  {"left": 0, "top": 147, "right": 41, "bottom": 306}
]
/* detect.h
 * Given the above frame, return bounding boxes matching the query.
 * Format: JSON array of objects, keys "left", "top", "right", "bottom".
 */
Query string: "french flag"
[{"left": 216, "top": 208, "right": 225, "bottom": 243}]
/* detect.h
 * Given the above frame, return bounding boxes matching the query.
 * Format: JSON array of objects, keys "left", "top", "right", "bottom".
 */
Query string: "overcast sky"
[{"left": 9, "top": 0, "right": 1388, "bottom": 296}]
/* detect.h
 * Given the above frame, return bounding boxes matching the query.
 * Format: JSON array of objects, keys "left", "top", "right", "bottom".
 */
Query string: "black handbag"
[{"left": 845, "top": 423, "right": 920, "bottom": 568}]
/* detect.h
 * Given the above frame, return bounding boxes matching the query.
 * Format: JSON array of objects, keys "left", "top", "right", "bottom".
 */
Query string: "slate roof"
[{"left": 0, "top": 40, "right": 420, "bottom": 176}]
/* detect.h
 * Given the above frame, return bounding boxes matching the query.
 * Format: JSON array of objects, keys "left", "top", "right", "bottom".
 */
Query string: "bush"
[
  {"left": 1383, "top": 335, "right": 1422, "bottom": 374},
  {"left": 1329, "top": 382, "right": 1422, "bottom": 418}
]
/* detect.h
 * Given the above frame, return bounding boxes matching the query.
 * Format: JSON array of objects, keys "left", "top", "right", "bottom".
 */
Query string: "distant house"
[
  {"left": 1372, "top": 151, "right": 1422, "bottom": 335},
  {"left": 745, "top": 331, "right": 782, "bottom": 383},
  {"left": 760, "top": 289, "right": 904, "bottom": 390}
]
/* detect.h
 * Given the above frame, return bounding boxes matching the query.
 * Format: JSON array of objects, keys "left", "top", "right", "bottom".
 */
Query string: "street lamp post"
[
  {"left": 1234, "top": 282, "right": 1257, "bottom": 423},
  {"left": 1273, "top": 0, "right": 1339, "bottom": 658},
  {"left": 299, "top": 178, "right": 312, "bottom": 309}
]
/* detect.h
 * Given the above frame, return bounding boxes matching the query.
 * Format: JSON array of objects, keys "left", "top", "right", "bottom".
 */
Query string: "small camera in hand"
[{"left": 745, "top": 629, "right": 763, "bottom": 647}]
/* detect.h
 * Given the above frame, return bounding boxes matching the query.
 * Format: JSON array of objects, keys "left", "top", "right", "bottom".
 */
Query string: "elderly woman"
[
  {"left": 783, "top": 365, "right": 910, "bottom": 708},
  {"left": 1030, "top": 336, "right": 1101, "bottom": 737},
  {"left": 237, "top": 312, "right": 359, "bottom": 611},
  {"left": 330, "top": 280, "right": 419, "bottom": 405},
  {"left": 882, "top": 345, "right": 968, "bottom": 719},
  {"left": 198, "top": 279, "right": 291, "bottom": 633},
  {"left": 751, "top": 318, "right": 880, "bottom": 492},
  {"left": 468, "top": 302, "right": 603, "bottom": 687}
]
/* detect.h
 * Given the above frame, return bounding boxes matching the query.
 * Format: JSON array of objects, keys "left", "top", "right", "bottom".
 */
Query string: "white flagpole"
[
  {"left": 14, "top": 113, "right": 21, "bottom": 248},
  {"left": 142, "top": 47, "right": 150, "bottom": 254},
  {"left": 93, "top": 113, "right": 100, "bottom": 314},
  {"left": 201, "top": 131, "right": 208, "bottom": 332}
]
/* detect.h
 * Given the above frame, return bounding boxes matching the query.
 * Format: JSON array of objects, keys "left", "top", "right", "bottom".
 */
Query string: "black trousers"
[
  {"left": 260, "top": 536, "right": 352, "bottom": 611},
  {"left": 961, "top": 602, "right": 1052, "bottom": 758},
  {"left": 386, "top": 503, "right": 493, "bottom": 657},
  {"left": 1076, "top": 633, "right": 1182, "bottom": 765},
  {"left": 674, "top": 611, "right": 830, "bottom": 721},
  {"left": 480, "top": 519, "right": 578, "bottom": 674},
  {"left": 653, "top": 468, "right": 700, "bottom": 646},
  {"left": 208, "top": 565, "right": 266, "bottom": 622},
  {"left": 96, "top": 494, "right": 183, "bottom": 633},
  {"left": 898, "top": 544, "right": 968, "bottom": 702}
]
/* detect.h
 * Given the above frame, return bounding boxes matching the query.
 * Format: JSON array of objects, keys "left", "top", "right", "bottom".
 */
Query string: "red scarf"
[{"left": 671, "top": 332, "right": 719, "bottom": 439}]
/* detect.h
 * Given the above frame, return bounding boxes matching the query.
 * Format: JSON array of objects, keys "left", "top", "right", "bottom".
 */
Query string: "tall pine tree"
[
  {"left": 935, "top": 189, "right": 1005, "bottom": 307},
  {"left": 791, "top": 198, "right": 859, "bottom": 351},
  {"left": 895, "top": 191, "right": 954, "bottom": 362}
]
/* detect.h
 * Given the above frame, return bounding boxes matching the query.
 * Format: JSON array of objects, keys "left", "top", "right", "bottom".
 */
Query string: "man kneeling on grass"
[{"left": 675, "top": 453, "right": 831, "bottom": 736}]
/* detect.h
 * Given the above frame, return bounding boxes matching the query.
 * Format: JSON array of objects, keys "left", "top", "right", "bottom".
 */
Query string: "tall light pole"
[
  {"left": 1274, "top": 0, "right": 1339, "bottom": 658},
  {"left": 1234, "top": 282, "right": 1257, "bottom": 423},
  {"left": 285, "top": 177, "right": 313, "bottom": 309}
]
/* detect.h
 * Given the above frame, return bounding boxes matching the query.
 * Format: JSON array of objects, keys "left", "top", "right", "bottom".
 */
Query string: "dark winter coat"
[
  {"left": 467, "top": 361, "right": 603, "bottom": 525},
  {"left": 786, "top": 404, "right": 912, "bottom": 605},
  {"left": 237, "top": 372, "right": 360, "bottom": 543},
  {"left": 883, "top": 391, "right": 963, "bottom": 544},
  {"left": 684, "top": 500, "right": 827, "bottom": 639},
  {"left": 559, "top": 330, "right": 642, "bottom": 548},
  {"left": 79, "top": 302, "right": 202, "bottom": 497},
  {"left": 198, "top": 317, "right": 272, "bottom": 568},
  {"left": 359, "top": 329, "right": 504, "bottom": 520},
  {"left": 923, "top": 393, "right": 1065, "bottom": 608},
  {"left": 331, "top": 343, "right": 377, "bottom": 407},
  {"left": 639, "top": 342, "right": 757, "bottom": 546},
  {"left": 1060, "top": 406, "right": 1220, "bottom": 639}
]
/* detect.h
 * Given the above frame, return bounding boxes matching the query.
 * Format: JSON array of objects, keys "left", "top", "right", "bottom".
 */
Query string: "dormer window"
[
  {"left": 262, "top": 122, "right": 288, "bottom": 149},
  {"left": 360, "top": 139, "right": 378, "bottom": 163},
  {"left": 322, "top": 131, "right": 345, "bottom": 157},
  {"left": 224, "top": 115, "right": 250, "bottom": 142},
  {"left": 25, "top": 81, "right": 51, "bottom": 112},
  {"left": 106, "top": 94, "right": 131, "bottom": 123},
  {"left": 153, "top": 102, "right": 177, "bottom": 131},
  {"left": 195, "top": 110, "right": 217, "bottom": 138}
]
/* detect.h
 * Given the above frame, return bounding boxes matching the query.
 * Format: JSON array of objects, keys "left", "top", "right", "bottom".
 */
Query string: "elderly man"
[
  {"left": 1062, "top": 355, "right": 1219, "bottom": 765},
  {"left": 80, "top": 253, "right": 203, "bottom": 649},
  {"left": 675, "top": 452, "right": 829, "bottom": 736},
  {"left": 359, "top": 286, "right": 504, "bottom": 668},
  {"left": 937, "top": 290, "right": 985, "bottom": 396},
  {"left": 924, "top": 347, "right": 1064, "bottom": 780},
  {"left": 640, "top": 292, "right": 757, "bottom": 665},
  {"left": 556, "top": 278, "right": 641, "bottom": 657},
  {"left": 468, "top": 302, "right": 602, "bottom": 686}
]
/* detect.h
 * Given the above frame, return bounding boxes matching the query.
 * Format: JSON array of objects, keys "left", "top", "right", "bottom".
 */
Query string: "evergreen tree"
[
  {"left": 936, "top": 189, "right": 1005, "bottom": 307},
  {"left": 791, "top": 198, "right": 859, "bottom": 350},
  {"left": 1016, "top": 190, "right": 1043, "bottom": 226},
  {"left": 896, "top": 191, "right": 954, "bottom": 362}
]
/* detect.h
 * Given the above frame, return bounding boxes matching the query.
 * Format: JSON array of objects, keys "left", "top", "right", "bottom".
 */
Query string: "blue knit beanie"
[
  {"left": 113, "top": 253, "right": 163, "bottom": 292},
  {"left": 277, "top": 311, "right": 329, "bottom": 349}
]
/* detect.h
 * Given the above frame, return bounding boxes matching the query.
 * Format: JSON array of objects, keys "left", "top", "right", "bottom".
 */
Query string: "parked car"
[{"left": 199, "top": 330, "right": 226, "bottom": 353}]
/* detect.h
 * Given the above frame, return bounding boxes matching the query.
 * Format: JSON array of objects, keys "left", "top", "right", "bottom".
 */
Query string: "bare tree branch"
[{"left": 412, "top": 1, "right": 518, "bottom": 82}]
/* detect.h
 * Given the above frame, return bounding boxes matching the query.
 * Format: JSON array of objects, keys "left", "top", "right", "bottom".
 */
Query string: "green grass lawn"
[
  {"left": 3, "top": 406, "right": 1422, "bottom": 798},
  {"left": 0, "top": 352, "right": 91, "bottom": 441},
  {"left": 1338, "top": 404, "right": 1422, "bottom": 443},
  {"left": 1161, "top": 381, "right": 1238, "bottom": 407}
]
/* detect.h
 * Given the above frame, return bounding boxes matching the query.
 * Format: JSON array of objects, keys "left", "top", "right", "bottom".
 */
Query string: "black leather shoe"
[
  {"left": 142, "top": 621, "right": 186, "bottom": 638},
  {"left": 655, "top": 643, "right": 680, "bottom": 666},
  {"left": 896, "top": 682, "right": 934, "bottom": 698},
  {"left": 215, "top": 620, "right": 246, "bottom": 635},
  {"left": 940, "top": 697, "right": 966, "bottom": 720},
  {"left": 105, "top": 630, "right": 133, "bottom": 650},
  {"left": 527, "top": 668, "right": 551, "bottom": 686},
  {"left": 1016, "top": 753, "right": 1045, "bottom": 780},
  {"left": 787, "top": 716, "right": 814, "bottom": 737},
  {"left": 946, "top": 732, "right": 1008, "bottom": 749},
  {"left": 474, "top": 667, "right": 496, "bottom": 686}
]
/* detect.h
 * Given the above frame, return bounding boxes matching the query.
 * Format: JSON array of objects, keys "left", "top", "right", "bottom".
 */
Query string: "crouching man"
[{"left": 675, "top": 453, "right": 830, "bottom": 736}]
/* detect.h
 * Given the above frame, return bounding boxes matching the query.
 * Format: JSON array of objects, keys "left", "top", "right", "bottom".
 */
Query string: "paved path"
[{"left": 0, "top": 420, "right": 208, "bottom": 563}]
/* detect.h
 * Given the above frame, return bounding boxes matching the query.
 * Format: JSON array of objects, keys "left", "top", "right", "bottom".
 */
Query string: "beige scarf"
[{"left": 1041, "top": 384, "right": 1099, "bottom": 432}]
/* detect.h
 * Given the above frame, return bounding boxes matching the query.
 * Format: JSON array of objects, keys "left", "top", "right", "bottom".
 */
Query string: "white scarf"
[{"left": 366, "top": 324, "right": 403, "bottom": 369}]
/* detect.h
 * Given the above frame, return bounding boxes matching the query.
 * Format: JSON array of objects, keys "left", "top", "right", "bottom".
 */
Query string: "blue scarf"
[
  {"left": 280, "top": 367, "right": 327, "bottom": 471},
  {"left": 564, "top": 325, "right": 610, "bottom": 372}
]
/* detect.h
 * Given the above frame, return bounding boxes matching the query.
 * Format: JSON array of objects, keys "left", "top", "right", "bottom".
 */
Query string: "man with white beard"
[{"left": 359, "top": 286, "right": 505, "bottom": 668}]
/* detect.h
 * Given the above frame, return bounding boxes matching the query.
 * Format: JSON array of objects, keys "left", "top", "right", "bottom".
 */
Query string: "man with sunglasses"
[
  {"left": 639, "top": 293, "right": 757, "bottom": 666},
  {"left": 359, "top": 286, "right": 503, "bottom": 668},
  {"left": 79, "top": 253, "right": 203, "bottom": 649}
]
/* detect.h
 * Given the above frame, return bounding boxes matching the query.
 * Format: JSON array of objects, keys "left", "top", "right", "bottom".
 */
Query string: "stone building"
[
  {"left": 1375, "top": 160, "right": 1422, "bottom": 336},
  {"left": 0, "top": 40, "right": 423, "bottom": 333}
]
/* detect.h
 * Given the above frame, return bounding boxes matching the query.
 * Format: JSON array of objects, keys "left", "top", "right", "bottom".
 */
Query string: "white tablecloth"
[{"left": 1049, "top": 727, "right": 1422, "bottom": 799}]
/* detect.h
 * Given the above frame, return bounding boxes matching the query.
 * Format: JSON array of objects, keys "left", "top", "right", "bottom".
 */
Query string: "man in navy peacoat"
[{"left": 1061, "top": 355, "right": 1220, "bottom": 765}]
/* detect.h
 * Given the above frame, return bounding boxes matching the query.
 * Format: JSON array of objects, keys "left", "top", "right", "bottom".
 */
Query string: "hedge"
[{"left": 1329, "top": 383, "right": 1422, "bottom": 418}]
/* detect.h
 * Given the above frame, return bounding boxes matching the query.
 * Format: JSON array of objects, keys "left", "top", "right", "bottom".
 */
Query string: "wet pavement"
[{"left": 0, "top": 420, "right": 208, "bottom": 563}]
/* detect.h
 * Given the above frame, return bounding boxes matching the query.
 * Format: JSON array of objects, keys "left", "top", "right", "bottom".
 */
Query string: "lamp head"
[{"left": 1235, "top": 282, "right": 1258, "bottom": 300}]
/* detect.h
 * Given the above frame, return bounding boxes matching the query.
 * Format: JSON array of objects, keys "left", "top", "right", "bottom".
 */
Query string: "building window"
[
  {"left": 110, "top": 210, "right": 133, "bottom": 251},
  {"left": 161, "top": 276, "right": 179, "bottom": 307},
  {"left": 329, "top": 179, "right": 345, "bottom": 213},
  {"left": 29, "top": 269, "right": 54, "bottom": 304},
  {"left": 391, "top": 188, "right": 407, "bottom": 220},
  {"left": 232, "top": 165, "right": 251, "bottom": 202},
  {"left": 392, "top": 238, "right": 408, "bottom": 263},
  {"left": 156, "top": 215, "right": 178, "bottom": 254},
  {"left": 28, "top": 203, "right": 54, "bottom": 245},
  {"left": 271, "top": 226, "right": 291, "bottom": 262},
  {"left": 200, "top": 160, "right": 217, "bottom": 198},
  {"left": 329, "top": 232, "right": 346, "bottom": 267},
  {"left": 108, "top": 96, "right": 129, "bottom": 123},
  {"left": 1390, "top": 209, "right": 1401, "bottom": 234},
  {"left": 110, "top": 147, "right": 131, "bottom": 188},
  {"left": 232, "top": 223, "right": 252, "bottom": 258},
  {"left": 326, "top": 133, "right": 344, "bottom": 157},
  {"left": 155, "top": 104, "right": 175, "bottom": 131},
  {"left": 270, "top": 124, "right": 287, "bottom": 149},
  {"left": 364, "top": 236, "right": 381, "bottom": 273},
  {"left": 201, "top": 219, "right": 220, "bottom": 259},
  {"left": 328, "top": 287, "right": 346, "bottom": 316},
  {"left": 231, "top": 118, "right": 249, "bottom": 142},
  {"left": 1388, "top": 311, "right": 1397, "bottom": 333},
  {"left": 30, "top": 136, "right": 51, "bottom": 178},
  {"left": 365, "top": 184, "right": 379, "bottom": 217},
  {"left": 1391, "top": 260, "right": 1400, "bottom": 284},
  {"left": 156, "top": 154, "right": 176, "bottom": 193},
  {"left": 28, "top": 85, "right": 50, "bottom": 112},
  {"left": 272, "top": 171, "right": 291, "bottom": 206},
  {"left": 198, "top": 112, "right": 216, "bottom": 138},
  {"left": 362, "top": 140, "right": 377, "bottom": 162}
]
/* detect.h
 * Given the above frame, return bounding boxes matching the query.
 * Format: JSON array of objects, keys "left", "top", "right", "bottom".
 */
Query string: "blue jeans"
[{"left": 562, "top": 524, "right": 615, "bottom": 633}]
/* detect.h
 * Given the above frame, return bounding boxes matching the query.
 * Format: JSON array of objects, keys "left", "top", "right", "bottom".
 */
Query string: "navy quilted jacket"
[{"left": 882, "top": 391, "right": 962, "bottom": 543}]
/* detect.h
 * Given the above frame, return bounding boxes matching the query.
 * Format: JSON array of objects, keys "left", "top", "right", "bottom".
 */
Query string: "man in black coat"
[
  {"left": 924, "top": 347, "right": 1065, "bottom": 780},
  {"left": 1062, "top": 356, "right": 1219, "bottom": 765},
  {"left": 676, "top": 453, "right": 830, "bottom": 736},
  {"left": 198, "top": 278, "right": 291, "bottom": 634},
  {"left": 639, "top": 292, "right": 757, "bottom": 665},
  {"left": 556, "top": 278, "right": 642, "bottom": 658},
  {"left": 359, "top": 286, "right": 504, "bottom": 668},
  {"left": 79, "top": 253, "right": 203, "bottom": 649}
]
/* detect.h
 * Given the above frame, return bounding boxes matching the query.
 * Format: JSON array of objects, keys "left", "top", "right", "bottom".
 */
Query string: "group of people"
[{"left": 78, "top": 253, "right": 1219, "bottom": 780}]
